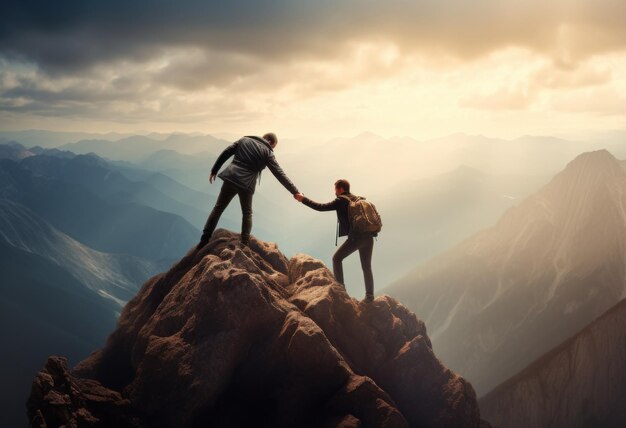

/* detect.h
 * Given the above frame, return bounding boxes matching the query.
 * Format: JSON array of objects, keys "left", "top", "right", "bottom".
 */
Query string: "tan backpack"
[{"left": 339, "top": 194, "right": 383, "bottom": 236}]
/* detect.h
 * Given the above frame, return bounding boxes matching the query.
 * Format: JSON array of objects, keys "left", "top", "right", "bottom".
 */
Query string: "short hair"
[
  {"left": 334, "top": 179, "right": 350, "bottom": 192},
  {"left": 263, "top": 132, "right": 278, "bottom": 146}
]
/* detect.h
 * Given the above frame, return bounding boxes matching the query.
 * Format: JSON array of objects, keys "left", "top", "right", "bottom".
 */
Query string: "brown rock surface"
[
  {"left": 26, "top": 356, "right": 141, "bottom": 427},
  {"left": 28, "top": 229, "right": 487, "bottom": 428}
]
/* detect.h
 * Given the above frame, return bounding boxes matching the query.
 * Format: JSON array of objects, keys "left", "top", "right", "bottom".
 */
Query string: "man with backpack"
[
  {"left": 294, "top": 179, "right": 382, "bottom": 302},
  {"left": 197, "top": 132, "right": 300, "bottom": 249}
]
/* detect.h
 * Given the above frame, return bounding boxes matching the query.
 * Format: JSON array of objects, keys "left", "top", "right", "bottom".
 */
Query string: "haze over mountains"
[
  {"left": 59, "top": 133, "right": 227, "bottom": 162},
  {"left": 1, "top": 128, "right": 625, "bottom": 426},
  {"left": 2, "top": 129, "right": 624, "bottom": 293},
  {"left": 386, "top": 149, "right": 626, "bottom": 395},
  {"left": 0, "top": 199, "right": 170, "bottom": 427},
  {"left": 0, "top": 142, "right": 211, "bottom": 426},
  {"left": 0, "top": 149, "right": 200, "bottom": 259}
]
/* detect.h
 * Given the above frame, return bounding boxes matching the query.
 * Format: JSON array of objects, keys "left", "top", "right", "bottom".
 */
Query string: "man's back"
[
  {"left": 231, "top": 136, "right": 273, "bottom": 171},
  {"left": 212, "top": 136, "right": 299, "bottom": 194}
]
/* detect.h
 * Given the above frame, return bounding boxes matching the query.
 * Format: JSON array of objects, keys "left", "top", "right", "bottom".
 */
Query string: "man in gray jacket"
[{"left": 197, "top": 132, "right": 299, "bottom": 249}]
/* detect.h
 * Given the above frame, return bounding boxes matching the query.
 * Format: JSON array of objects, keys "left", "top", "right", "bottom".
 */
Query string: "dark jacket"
[
  {"left": 302, "top": 192, "right": 354, "bottom": 237},
  {"left": 211, "top": 136, "right": 299, "bottom": 194}
]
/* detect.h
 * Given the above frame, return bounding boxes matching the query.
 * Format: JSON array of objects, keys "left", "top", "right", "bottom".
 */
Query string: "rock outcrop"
[
  {"left": 480, "top": 299, "right": 626, "bottom": 428},
  {"left": 26, "top": 356, "right": 141, "bottom": 428},
  {"left": 27, "top": 230, "right": 487, "bottom": 428}
]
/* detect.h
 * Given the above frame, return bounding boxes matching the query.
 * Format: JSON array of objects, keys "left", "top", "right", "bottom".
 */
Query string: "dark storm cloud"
[
  {"left": 2, "top": 77, "right": 131, "bottom": 103},
  {"left": 0, "top": 0, "right": 345, "bottom": 74},
  {"left": 2, "top": 0, "right": 625, "bottom": 76},
  {"left": 1, "top": 0, "right": 625, "bottom": 121}
]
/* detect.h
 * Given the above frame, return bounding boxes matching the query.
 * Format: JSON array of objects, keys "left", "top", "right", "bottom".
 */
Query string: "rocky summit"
[{"left": 27, "top": 229, "right": 488, "bottom": 428}]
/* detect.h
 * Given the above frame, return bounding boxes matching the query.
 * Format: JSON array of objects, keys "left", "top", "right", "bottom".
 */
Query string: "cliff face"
[
  {"left": 480, "top": 299, "right": 626, "bottom": 428},
  {"left": 27, "top": 230, "right": 487, "bottom": 428},
  {"left": 386, "top": 150, "right": 626, "bottom": 394}
]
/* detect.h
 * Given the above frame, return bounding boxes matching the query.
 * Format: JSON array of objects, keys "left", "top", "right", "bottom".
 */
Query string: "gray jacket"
[{"left": 211, "top": 136, "right": 299, "bottom": 194}]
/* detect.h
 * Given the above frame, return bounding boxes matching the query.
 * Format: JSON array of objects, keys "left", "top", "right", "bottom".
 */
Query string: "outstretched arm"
[
  {"left": 210, "top": 141, "right": 239, "bottom": 176},
  {"left": 301, "top": 196, "right": 340, "bottom": 212},
  {"left": 266, "top": 153, "right": 299, "bottom": 194}
]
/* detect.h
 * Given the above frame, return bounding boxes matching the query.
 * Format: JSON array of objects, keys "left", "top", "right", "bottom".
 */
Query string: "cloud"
[
  {"left": 460, "top": 85, "right": 534, "bottom": 111},
  {"left": 460, "top": 52, "right": 615, "bottom": 112},
  {"left": 1, "top": 1, "right": 625, "bottom": 129},
  {"left": 552, "top": 87, "right": 626, "bottom": 116},
  {"left": 0, "top": 39, "right": 411, "bottom": 121},
  {"left": 2, "top": 0, "right": 625, "bottom": 77},
  {"left": 154, "top": 49, "right": 265, "bottom": 91},
  {"left": 531, "top": 62, "right": 612, "bottom": 89}
]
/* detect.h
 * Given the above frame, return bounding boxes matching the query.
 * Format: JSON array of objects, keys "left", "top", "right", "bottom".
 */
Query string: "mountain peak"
[
  {"left": 542, "top": 148, "right": 625, "bottom": 199},
  {"left": 559, "top": 149, "right": 623, "bottom": 181},
  {"left": 387, "top": 148, "right": 626, "bottom": 394},
  {"left": 567, "top": 148, "right": 618, "bottom": 168},
  {"left": 350, "top": 131, "right": 387, "bottom": 143},
  {"left": 28, "top": 229, "right": 488, "bottom": 428}
]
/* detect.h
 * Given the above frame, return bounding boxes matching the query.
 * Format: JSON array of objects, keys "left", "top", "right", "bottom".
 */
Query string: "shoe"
[
  {"left": 362, "top": 294, "right": 374, "bottom": 303},
  {"left": 240, "top": 240, "right": 250, "bottom": 248}
]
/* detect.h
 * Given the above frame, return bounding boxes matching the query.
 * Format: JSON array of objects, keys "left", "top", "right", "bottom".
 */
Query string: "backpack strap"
[
  {"left": 336, "top": 194, "right": 352, "bottom": 245},
  {"left": 337, "top": 194, "right": 362, "bottom": 202}
]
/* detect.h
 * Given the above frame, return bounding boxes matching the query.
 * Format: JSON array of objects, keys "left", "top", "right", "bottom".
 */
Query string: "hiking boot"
[{"left": 362, "top": 294, "right": 374, "bottom": 303}]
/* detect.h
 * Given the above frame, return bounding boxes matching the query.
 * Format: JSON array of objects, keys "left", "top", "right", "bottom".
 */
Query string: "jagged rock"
[
  {"left": 28, "top": 230, "right": 488, "bottom": 427},
  {"left": 26, "top": 356, "right": 141, "bottom": 427}
]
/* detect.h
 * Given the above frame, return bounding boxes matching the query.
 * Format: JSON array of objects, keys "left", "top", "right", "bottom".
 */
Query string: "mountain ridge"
[
  {"left": 480, "top": 298, "right": 626, "bottom": 428},
  {"left": 385, "top": 149, "right": 626, "bottom": 394},
  {"left": 0, "top": 198, "right": 172, "bottom": 428},
  {"left": 0, "top": 156, "right": 199, "bottom": 260},
  {"left": 27, "top": 230, "right": 490, "bottom": 428}
]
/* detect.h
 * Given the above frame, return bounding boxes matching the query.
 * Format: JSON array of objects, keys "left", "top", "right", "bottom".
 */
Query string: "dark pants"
[
  {"left": 202, "top": 180, "right": 253, "bottom": 243},
  {"left": 332, "top": 235, "right": 374, "bottom": 297}
]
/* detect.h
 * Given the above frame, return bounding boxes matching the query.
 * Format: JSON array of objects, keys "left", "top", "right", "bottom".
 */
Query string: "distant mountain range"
[
  {"left": 0, "top": 199, "right": 165, "bottom": 301},
  {"left": 0, "top": 129, "right": 227, "bottom": 150},
  {"left": 0, "top": 199, "right": 170, "bottom": 427},
  {"left": 58, "top": 133, "right": 227, "bottom": 161},
  {"left": 18, "top": 149, "right": 213, "bottom": 227},
  {"left": 0, "top": 148, "right": 201, "bottom": 260},
  {"left": 386, "top": 150, "right": 626, "bottom": 395},
  {"left": 373, "top": 165, "right": 546, "bottom": 281}
]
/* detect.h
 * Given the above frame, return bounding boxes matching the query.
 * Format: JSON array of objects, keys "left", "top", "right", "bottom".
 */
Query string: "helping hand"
[
  {"left": 294, "top": 192, "right": 304, "bottom": 202},
  {"left": 209, "top": 173, "right": 217, "bottom": 184}
]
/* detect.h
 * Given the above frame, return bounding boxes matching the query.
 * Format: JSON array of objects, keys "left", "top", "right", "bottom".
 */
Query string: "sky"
[{"left": 0, "top": 0, "right": 625, "bottom": 140}]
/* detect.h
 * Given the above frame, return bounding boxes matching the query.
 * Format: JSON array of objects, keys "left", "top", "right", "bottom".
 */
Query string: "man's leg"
[
  {"left": 332, "top": 238, "right": 360, "bottom": 286},
  {"left": 199, "top": 181, "right": 238, "bottom": 247},
  {"left": 237, "top": 189, "right": 254, "bottom": 244},
  {"left": 358, "top": 236, "right": 375, "bottom": 300}
]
